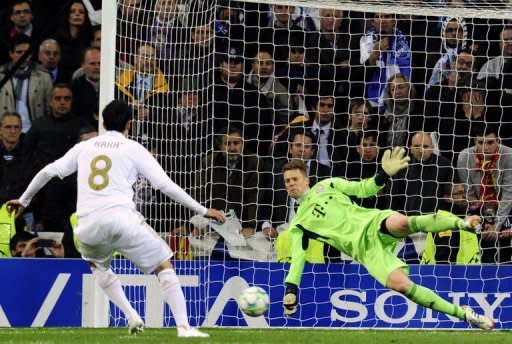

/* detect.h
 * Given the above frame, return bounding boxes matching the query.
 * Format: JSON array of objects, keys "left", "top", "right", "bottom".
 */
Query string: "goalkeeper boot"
[
  {"left": 462, "top": 306, "right": 494, "bottom": 331},
  {"left": 128, "top": 316, "right": 144, "bottom": 335},
  {"left": 177, "top": 325, "right": 210, "bottom": 338},
  {"left": 461, "top": 215, "right": 483, "bottom": 233}
]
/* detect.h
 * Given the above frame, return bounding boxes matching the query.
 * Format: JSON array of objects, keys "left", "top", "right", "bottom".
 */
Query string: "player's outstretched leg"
[
  {"left": 155, "top": 265, "right": 209, "bottom": 338},
  {"left": 91, "top": 267, "right": 144, "bottom": 335},
  {"left": 408, "top": 210, "right": 482, "bottom": 234},
  {"left": 387, "top": 269, "right": 493, "bottom": 331}
]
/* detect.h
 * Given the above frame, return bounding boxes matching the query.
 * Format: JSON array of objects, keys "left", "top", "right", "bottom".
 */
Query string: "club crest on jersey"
[{"left": 316, "top": 187, "right": 325, "bottom": 194}]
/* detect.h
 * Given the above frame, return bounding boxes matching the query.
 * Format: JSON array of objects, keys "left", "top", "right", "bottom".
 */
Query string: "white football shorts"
[{"left": 75, "top": 207, "right": 173, "bottom": 274}]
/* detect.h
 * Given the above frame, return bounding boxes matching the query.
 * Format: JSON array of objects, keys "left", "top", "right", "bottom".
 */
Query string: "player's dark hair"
[
  {"left": 282, "top": 159, "right": 308, "bottom": 177},
  {"left": 102, "top": 100, "right": 131, "bottom": 132}
]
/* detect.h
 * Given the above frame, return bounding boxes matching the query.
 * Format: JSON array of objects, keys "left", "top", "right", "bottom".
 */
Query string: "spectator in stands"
[
  {"left": 304, "top": 93, "right": 345, "bottom": 175},
  {"left": 260, "top": 5, "right": 307, "bottom": 66},
  {"left": 360, "top": 12, "right": 411, "bottom": 109},
  {"left": 212, "top": 46, "right": 272, "bottom": 156},
  {"left": 457, "top": 124, "right": 512, "bottom": 263},
  {"left": 426, "top": 49, "right": 477, "bottom": 110},
  {"left": 247, "top": 46, "right": 290, "bottom": 126},
  {"left": 421, "top": 182, "right": 481, "bottom": 264},
  {"left": 55, "top": 0, "right": 93, "bottom": 76},
  {"left": 117, "top": 0, "right": 147, "bottom": 63},
  {"left": 176, "top": 20, "right": 214, "bottom": 89},
  {"left": 77, "top": 125, "right": 98, "bottom": 142},
  {"left": 9, "top": 231, "right": 64, "bottom": 258},
  {"left": 72, "top": 47, "right": 100, "bottom": 127},
  {"left": 147, "top": 0, "right": 184, "bottom": 75},
  {"left": 389, "top": 131, "right": 453, "bottom": 263},
  {"left": 0, "top": 34, "right": 53, "bottom": 133},
  {"left": 427, "top": 17, "right": 470, "bottom": 89},
  {"left": 0, "top": 112, "right": 33, "bottom": 233},
  {"left": 91, "top": 25, "right": 101, "bottom": 48},
  {"left": 477, "top": 26, "right": 512, "bottom": 145},
  {"left": 115, "top": 43, "right": 171, "bottom": 150},
  {"left": 391, "top": 131, "right": 453, "bottom": 215},
  {"left": 380, "top": 73, "right": 429, "bottom": 149},
  {"left": 194, "top": 126, "right": 262, "bottom": 258},
  {"left": 260, "top": 128, "right": 330, "bottom": 239},
  {"left": 345, "top": 131, "right": 390, "bottom": 210},
  {"left": 396, "top": 0, "right": 441, "bottom": 96},
  {"left": 23, "top": 84, "right": 88, "bottom": 232},
  {"left": 305, "top": 8, "right": 363, "bottom": 98},
  {"left": 336, "top": 98, "right": 374, "bottom": 174},
  {"left": 36, "top": 39, "right": 72, "bottom": 85},
  {"left": 0, "top": 1, "right": 42, "bottom": 65}
]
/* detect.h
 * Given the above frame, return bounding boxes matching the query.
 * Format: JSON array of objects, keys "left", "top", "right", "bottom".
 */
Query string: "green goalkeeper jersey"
[{"left": 284, "top": 175, "right": 395, "bottom": 287}]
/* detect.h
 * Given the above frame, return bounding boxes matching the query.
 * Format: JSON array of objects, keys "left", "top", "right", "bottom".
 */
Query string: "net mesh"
[{"left": 109, "top": 0, "right": 512, "bottom": 328}]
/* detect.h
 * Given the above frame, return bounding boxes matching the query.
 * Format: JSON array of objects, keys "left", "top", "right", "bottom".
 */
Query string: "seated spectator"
[
  {"left": 246, "top": 45, "right": 290, "bottom": 126},
  {"left": 305, "top": 8, "right": 363, "bottom": 98},
  {"left": 390, "top": 131, "right": 453, "bottom": 264},
  {"left": 212, "top": 46, "right": 272, "bottom": 156},
  {"left": 0, "top": 1, "right": 42, "bottom": 65},
  {"left": 9, "top": 231, "right": 63, "bottom": 257},
  {"left": 427, "top": 17, "right": 470, "bottom": 89},
  {"left": 421, "top": 184, "right": 481, "bottom": 264},
  {"left": 337, "top": 98, "right": 374, "bottom": 173},
  {"left": 425, "top": 48, "right": 478, "bottom": 120},
  {"left": 23, "top": 84, "right": 88, "bottom": 232},
  {"left": 360, "top": 12, "right": 411, "bottom": 109},
  {"left": 379, "top": 73, "right": 429, "bottom": 149},
  {"left": 36, "top": 39, "right": 72, "bottom": 84},
  {"left": 0, "top": 34, "right": 53, "bottom": 133},
  {"left": 457, "top": 123, "right": 512, "bottom": 263},
  {"left": 0, "top": 111, "right": 35, "bottom": 232},
  {"left": 345, "top": 131, "right": 390, "bottom": 210},
  {"left": 193, "top": 126, "right": 263, "bottom": 258},
  {"left": 72, "top": 47, "right": 100, "bottom": 127},
  {"left": 115, "top": 43, "right": 171, "bottom": 150},
  {"left": 147, "top": 0, "right": 184, "bottom": 75},
  {"left": 54, "top": 0, "right": 93, "bottom": 76}
]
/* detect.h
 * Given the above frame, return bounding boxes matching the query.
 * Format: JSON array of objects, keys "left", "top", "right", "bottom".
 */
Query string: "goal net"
[{"left": 103, "top": 0, "right": 512, "bottom": 329}]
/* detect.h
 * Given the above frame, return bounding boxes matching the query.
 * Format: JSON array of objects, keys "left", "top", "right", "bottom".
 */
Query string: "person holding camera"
[{"left": 9, "top": 231, "right": 64, "bottom": 257}]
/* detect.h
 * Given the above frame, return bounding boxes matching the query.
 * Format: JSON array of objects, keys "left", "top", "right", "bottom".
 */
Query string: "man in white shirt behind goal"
[{"left": 6, "top": 100, "right": 227, "bottom": 337}]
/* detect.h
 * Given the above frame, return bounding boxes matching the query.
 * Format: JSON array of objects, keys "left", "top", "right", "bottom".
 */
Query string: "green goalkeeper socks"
[
  {"left": 405, "top": 283, "right": 466, "bottom": 320},
  {"left": 408, "top": 213, "right": 463, "bottom": 233}
]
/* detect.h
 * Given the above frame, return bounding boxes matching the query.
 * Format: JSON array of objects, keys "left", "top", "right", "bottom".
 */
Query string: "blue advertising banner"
[{"left": 0, "top": 259, "right": 510, "bottom": 329}]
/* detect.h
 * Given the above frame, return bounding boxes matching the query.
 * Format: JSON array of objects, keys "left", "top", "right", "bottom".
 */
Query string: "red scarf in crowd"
[{"left": 475, "top": 146, "right": 499, "bottom": 208}]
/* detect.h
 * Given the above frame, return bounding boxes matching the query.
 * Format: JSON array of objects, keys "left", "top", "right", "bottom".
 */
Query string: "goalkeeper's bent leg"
[
  {"left": 408, "top": 213, "right": 463, "bottom": 233},
  {"left": 405, "top": 283, "right": 466, "bottom": 320}
]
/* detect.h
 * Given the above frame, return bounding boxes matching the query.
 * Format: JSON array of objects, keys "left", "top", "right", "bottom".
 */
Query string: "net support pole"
[{"left": 99, "top": 0, "right": 118, "bottom": 134}]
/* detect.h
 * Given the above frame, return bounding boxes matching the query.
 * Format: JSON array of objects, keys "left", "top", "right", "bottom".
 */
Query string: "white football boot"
[
  {"left": 177, "top": 325, "right": 210, "bottom": 338},
  {"left": 462, "top": 306, "right": 494, "bottom": 331}
]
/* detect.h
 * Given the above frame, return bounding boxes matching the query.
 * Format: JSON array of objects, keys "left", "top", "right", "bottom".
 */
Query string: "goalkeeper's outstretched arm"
[{"left": 283, "top": 225, "right": 307, "bottom": 316}]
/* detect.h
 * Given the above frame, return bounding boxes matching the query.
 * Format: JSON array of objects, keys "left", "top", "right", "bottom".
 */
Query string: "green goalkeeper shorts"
[{"left": 358, "top": 212, "right": 409, "bottom": 287}]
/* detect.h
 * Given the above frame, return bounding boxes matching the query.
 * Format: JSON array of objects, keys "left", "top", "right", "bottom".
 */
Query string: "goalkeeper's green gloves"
[
  {"left": 283, "top": 283, "right": 298, "bottom": 316},
  {"left": 381, "top": 147, "right": 410, "bottom": 177}
]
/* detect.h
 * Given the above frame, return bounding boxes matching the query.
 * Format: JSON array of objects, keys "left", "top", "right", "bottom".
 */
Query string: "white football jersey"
[{"left": 20, "top": 131, "right": 207, "bottom": 217}]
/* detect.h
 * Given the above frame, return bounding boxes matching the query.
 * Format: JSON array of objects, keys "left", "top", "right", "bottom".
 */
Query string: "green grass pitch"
[{"left": 0, "top": 328, "right": 508, "bottom": 344}]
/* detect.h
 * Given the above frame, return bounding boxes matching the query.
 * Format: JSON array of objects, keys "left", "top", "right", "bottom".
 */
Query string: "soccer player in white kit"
[{"left": 7, "top": 100, "right": 227, "bottom": 337}]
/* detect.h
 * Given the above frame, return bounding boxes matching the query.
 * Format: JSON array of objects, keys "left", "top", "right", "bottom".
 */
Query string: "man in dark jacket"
[{"left": 23, "top": 84, "right": 88, "bottom": 231}]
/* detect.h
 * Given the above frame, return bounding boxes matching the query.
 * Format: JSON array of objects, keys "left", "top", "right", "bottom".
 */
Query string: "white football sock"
[
  {"left": 157, "top": 268, "right": 189, "bottom": 327},
  {"left": 92, "top": 268, "right": 140, "bottom": 321}
]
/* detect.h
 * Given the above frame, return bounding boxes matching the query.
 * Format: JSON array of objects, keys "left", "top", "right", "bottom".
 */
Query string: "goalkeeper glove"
[
  {"left": 381, "top": 147, "right": 410, "bottom": 177},
  {"left": 283, "top": 283, "right": 298, "bottom": 316}
]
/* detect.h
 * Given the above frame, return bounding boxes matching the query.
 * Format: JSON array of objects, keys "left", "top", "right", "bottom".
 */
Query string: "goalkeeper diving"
[{"left": 282, "top": 147, "right": 494, "bottom": 330}]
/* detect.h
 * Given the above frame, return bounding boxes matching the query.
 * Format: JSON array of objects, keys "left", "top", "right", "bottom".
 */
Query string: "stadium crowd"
[{"left": 0, "top": 0, "right": 512, "bottom": 263}]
